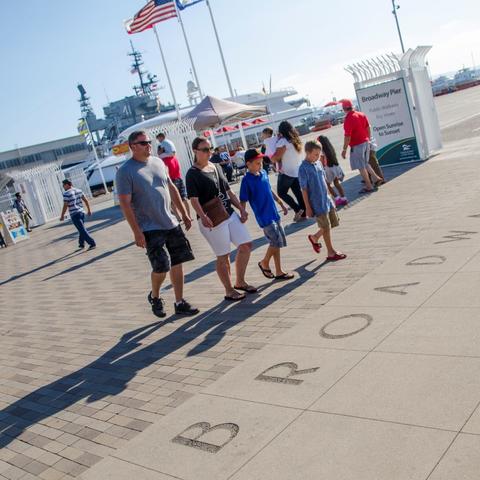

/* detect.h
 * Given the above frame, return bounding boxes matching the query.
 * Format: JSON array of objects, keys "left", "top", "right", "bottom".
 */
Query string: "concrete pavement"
[
  {"left": 1, "top": 86, "right": 480, "bottom": 479},
  {"left": 80, "top": 139, "right": 480, "bottom": 480}
]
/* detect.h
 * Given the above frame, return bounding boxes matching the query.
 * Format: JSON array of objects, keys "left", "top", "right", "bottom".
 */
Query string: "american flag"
[{"left": 125, "top": 0, "right": 177, "bottom": 34}]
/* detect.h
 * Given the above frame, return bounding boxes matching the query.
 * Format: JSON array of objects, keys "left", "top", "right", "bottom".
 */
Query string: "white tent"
[{"left": 186, "top": 95, "right": 267, "bottom": 130}]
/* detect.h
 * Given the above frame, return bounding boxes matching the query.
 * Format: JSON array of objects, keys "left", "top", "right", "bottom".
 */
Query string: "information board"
[
  {"left": 356, "top": 78, "right": 420, "bottom": 165},
  {"left": 0, "top": 210, "right": 29, "bottom": 244}
]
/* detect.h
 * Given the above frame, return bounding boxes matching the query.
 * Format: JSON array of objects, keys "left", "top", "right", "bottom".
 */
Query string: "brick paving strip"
[{"left": 1, "top": 132, "right": 480, "bottom": 478}]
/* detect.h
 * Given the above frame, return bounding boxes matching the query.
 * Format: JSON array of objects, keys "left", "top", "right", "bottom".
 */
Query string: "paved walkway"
[
  {"left": 80, "top": 139, "right": 480, "bottom": 480},
  {"left": 1, "top": 112, "right": 480, "bottom": 478}
]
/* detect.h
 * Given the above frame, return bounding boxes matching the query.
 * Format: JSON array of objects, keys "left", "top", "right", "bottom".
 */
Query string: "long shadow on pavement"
[
  {"left": 47, "top": 204, "right": 125, "bottom": 244},
  {"left": 3, "top": 161, "right": 421, "bottom": 287},
  {"left": 0, "top": 261, "right": 323, "bottom": 449},
  {"left": 165, "top": 161, "right": 422, "bottom": 290},
  {"left": 0, "top": 250, "right": 85, "bottom": 287},
  {"left": 41, "top": 242, "right": 135, "bottom": 281}
]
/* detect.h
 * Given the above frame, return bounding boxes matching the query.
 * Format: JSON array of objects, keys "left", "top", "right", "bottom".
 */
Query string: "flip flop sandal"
[
  {"left": 374, "top": 180, "right": 385, "bottom": 187},
  {"left": 308, "top": 235, "right": 322, "bottom": 253},
  {"left": 258, "top": 261, "right": 274, "bottom": 279},
  {"left": 358, "top": 188, "right": 374, "bottom": 194},
  {"left": 327, "top": 253, "right": 347, "bottom": 261},
  {"left": 275, "top": 272, "right": 295, "bottom": 280},
  {"left": 234, "top": 285, "right": 258, "bottom": 294},
  {"left": 224, "top": 291, "right": 246, "bottom": 301}
]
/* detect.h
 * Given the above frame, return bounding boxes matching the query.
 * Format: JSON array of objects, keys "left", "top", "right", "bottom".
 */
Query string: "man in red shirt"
[
  {"left": 156, "top": 132, "right": 191, "bottom": 217},
  {"left": 340, "top": 99, "right": 382, "bottom": 193}
]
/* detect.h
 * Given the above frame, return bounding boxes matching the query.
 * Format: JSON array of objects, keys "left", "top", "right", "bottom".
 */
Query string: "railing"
[{"left": 146, "top": 118, "right": 197, "bottom": 180}]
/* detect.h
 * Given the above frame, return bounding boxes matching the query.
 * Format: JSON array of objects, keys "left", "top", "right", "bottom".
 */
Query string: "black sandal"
[
  {"left": 358, "top": 188, "right": 374, "bottom": 194},
  {"left": 258, "top": 262, "right": 274, "bottom": 279},
  {"left": 275, "top": 272, "right": 294, "bottom": 280},
  {"left": 234, "top": 285, "right": 258, "bottom": 294},
  {"left": 224, "top": 291, "right": 246, "bottom": 301}
]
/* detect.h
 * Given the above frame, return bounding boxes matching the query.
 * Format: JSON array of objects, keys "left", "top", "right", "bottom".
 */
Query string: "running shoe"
[
  {"left": 148, "top": 292, "right": 166, "bottom": 318},
  {"left": 175, "top": 299, "right": 199, "bottom": 316}
]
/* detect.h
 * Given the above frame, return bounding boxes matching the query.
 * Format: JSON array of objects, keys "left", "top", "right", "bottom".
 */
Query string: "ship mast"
[
  {"left": 128, "top": 41, "right": 158, "bottom": 97},
  {"left": 77, "top": 84, "right": 94, "bottom": 118}
]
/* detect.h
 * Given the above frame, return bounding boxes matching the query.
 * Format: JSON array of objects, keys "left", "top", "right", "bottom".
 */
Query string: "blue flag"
[{"left": 176, "top": 0, "right": 204, "bottom": 10}]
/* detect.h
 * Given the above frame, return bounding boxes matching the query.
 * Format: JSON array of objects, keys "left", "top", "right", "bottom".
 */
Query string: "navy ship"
[{"left": 78, "top": 42, "right": 175, "bottom": 150}]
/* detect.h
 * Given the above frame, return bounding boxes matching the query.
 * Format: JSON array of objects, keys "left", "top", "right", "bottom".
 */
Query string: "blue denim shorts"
[{"left": 263, "top": 220, "right": 287, "bottom": 248}]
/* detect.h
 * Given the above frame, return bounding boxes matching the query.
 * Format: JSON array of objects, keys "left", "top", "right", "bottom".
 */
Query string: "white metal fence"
[
  {"left": 146, "top": 118, "right": 197, "bottom": 180},
  {"left": 8, "top": 163, "right": 64, "bottom": 226},
  {"left": 4, "top": 162, "right": 89, "bottom": 226},
  {"left": 0, "top": 187, "right": 15, "bottom": 215}
]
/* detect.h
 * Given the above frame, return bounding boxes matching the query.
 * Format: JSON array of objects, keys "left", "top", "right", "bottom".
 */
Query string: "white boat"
[
  {"left": 117, "top": 88, "right": 315, "bottom": 146},
  {"left": 84, "top": 154, "right": 128, "bottom": 189}
]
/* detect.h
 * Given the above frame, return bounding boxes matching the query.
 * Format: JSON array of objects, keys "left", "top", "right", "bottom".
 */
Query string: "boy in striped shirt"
[{"left": 60, "top": 179, "right": 96, "bottom": 250}]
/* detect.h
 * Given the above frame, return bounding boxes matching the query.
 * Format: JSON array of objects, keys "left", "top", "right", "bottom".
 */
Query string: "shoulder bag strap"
[{"left": 212, "top": 164, "right": 222, "bottom": 196}]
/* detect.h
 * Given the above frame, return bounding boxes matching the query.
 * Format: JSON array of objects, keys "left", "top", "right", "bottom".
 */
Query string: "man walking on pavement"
[
  {"left": 13, "top": 192, "right": 32, "bottom": 232},
  {"left": 60, "top": 179, "right": 96, "bottom": 250},
  {"left": 116, "top": 130, "right": 199, "bottom": 318},
  {"left": 340, "top": 99, "right": 383, "bottom": 194}
]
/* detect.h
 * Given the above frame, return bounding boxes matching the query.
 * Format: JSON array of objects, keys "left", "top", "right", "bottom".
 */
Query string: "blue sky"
[{"left": 1, "top": 0, "right": 479, "bottom": 151}]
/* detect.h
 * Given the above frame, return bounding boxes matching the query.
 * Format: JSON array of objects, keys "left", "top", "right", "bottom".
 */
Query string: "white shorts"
[{"left": 198, "top": 212, "right": 252, "bottom": 257}]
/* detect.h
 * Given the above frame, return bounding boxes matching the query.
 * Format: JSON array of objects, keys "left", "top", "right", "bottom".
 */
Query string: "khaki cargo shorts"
[{"left": 316, "top": 208, "right": 339, "bottom": 231}]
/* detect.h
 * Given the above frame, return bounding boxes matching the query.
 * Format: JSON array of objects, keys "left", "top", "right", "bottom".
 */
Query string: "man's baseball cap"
[
  {"left": 339, "top": 99, "right": 353, "bottom": 109},
  {"left": 244, "top": 149, "right": 264, "bottom": 162},
  {"left": 62, "top": 179, "right": 72, "bottom": 185}
]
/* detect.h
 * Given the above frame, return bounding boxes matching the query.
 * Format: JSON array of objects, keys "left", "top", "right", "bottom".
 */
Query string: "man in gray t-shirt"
[
  {"left": 116, "top": 156, "right": 177, "bottom": 232},
  {"left": 116, "top": 130, "right": 199, "bottom": 318}
]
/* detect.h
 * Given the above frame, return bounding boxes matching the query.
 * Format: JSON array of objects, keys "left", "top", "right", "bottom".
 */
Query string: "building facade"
[{"left": 0, "top": 135, "right": 91, "bottom": 172}]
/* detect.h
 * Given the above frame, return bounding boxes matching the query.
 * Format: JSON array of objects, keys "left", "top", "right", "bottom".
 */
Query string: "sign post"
[
  {"left": 345, "top": 46, "right": 442, "bottom": 167},
  {"left": 0, "top": 210, "right": 29, "bottom": 245},
  {"left": 356, "top": 78, "right": 420, "bottom": 165}
]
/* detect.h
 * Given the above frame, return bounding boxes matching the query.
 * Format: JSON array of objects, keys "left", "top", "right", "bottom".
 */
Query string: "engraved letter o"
[{"left": 320, "top": 314, "right": 373, "bottom": 339}]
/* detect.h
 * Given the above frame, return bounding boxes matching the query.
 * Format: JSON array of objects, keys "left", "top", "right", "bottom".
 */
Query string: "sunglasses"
[
  {"left": 195, "top": 147, "right": 213, "bottom": 153},
  {"left": 133, "top": 140, "right": 152, "bottom": 146}
]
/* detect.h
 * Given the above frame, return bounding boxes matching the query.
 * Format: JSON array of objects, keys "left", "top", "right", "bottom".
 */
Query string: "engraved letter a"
[
  {"left": 374, "top": 282, "right": 420, "bottom": 295},
  {"left": 172, "top": 422, "right": 239, "bottom": 453}
]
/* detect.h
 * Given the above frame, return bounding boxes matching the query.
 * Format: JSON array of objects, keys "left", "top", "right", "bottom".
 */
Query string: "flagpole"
[
  {"left": 83, "top": 116, "right": 109, "bottom": 194},
  {"left": 152, "top": 25, "right": 182, "bottom": 121},
  {"left": 174, "top": 2, "right": 204, "bottom": 99},
  {"left": 205, "top": 0, "right": 234, "bottom": 98}
]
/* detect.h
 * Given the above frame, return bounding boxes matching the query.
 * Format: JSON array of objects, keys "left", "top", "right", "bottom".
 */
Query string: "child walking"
[
  {"left": 261, "top": 127, "right": 279, "bottom": 173},
  {"left": 317, "top": 135, "right": 348, "bottom": 207},
  {"left": 240, "top": 149, "right": 294, "bottom": 280},
  {"left": 299, "top": 141, "right": 347, "bottom": 261}
]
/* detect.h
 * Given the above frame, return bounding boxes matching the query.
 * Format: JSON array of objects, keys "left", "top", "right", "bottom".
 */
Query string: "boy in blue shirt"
[
  {"left": 240, "top": 149, "right": 294, "bottom": 280},
  {"left": 298, "top": 141, "right": 347, "bottom": 261}
]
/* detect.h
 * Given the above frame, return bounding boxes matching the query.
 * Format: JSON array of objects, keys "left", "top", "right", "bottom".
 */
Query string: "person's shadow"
[{"left": 0, "top": 261, "right": 324, "bottom": 449}]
